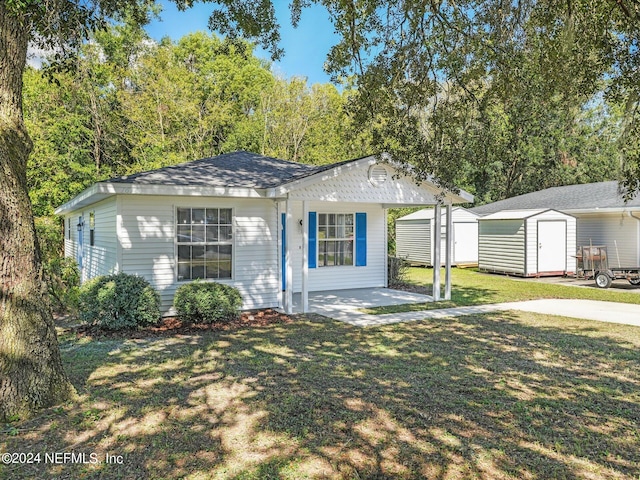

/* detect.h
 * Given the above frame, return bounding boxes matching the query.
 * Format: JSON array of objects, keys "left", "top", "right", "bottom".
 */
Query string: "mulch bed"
[{"left": 67, "top": 309, "right": 294, "bottom": 339}]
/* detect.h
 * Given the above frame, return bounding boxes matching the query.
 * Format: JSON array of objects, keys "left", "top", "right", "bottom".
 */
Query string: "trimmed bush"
[
  {"left": 173, "top": 281, "right": 242, "bottom": 325},
  {"left": 78, "top": 273, "right": 161, "bottom": 330}
]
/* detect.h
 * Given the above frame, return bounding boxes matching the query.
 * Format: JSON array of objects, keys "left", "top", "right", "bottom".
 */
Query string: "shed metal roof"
[
  {"left": 397, "top": 207, "right": 478, "bottom": 221},
  {"left": 479, "top": 209, "right": 573, "bottom": 220},
  {"left": 472, "top": 181, "right": 640, "bottom": 216}
]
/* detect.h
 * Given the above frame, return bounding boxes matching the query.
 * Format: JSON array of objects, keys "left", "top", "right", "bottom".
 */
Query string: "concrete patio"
[
  {"left": 293, "top": 287, "right": 433, "bottom": 321},
  {"left": 292, "top": 287, "right": 640, "bottom": 328}
]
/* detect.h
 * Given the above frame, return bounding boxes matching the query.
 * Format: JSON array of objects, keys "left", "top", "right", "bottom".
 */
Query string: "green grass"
[
  {"left": 362, "top": 267, "right": 640, "bottom": 314},
  {"left": 2, "top": 313, "right": 640, "bottom": 479}
]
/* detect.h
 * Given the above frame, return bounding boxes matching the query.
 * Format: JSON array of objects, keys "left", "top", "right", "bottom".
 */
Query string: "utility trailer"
[{"left": 576, "top": 245, "right": 640, "bottom": 288}]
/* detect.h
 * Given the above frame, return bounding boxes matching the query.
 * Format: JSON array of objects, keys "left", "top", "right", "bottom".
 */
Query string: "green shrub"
[
  {"left": 173, "top": 281, "right": 242, "bottom": 325},
  {"left": 78, "top": 273, "right": 161, "bottom": 330}
]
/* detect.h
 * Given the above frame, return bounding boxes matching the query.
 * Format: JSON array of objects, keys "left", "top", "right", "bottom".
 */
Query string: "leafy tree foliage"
[
  {"left": 25, "top": 27, "right": 367, "bottom": 216},
  {"left": 227, "top": 77, "right": 369, "bottom": 164},
  {"left": 119, "top": 33, "right": 273, "bottom": 170},
  {"left": 232, "top": 0, "right": 635, "bottom": 200},
  {"left": 24, "top": 68, "right": 97, "bottom": 217}
]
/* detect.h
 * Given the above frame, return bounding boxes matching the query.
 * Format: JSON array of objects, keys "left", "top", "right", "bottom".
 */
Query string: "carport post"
[
  {"left": 445, "top": 204, "right": 453, "bottom": 300},
  {"left": 384, "top": 208, "right": 389, "bottom": 287},
  {"left": 433, "top": 203, "right": 441, "bottom": 301},
  {"left": 302, "top": 200, "right": 309, "bottom": 313}
]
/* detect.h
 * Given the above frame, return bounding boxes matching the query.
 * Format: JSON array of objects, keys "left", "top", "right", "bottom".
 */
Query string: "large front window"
[
  {"left": 318, "top": 213, "right": 354, "bottom": 267},
  {"left": 176, "top": 207, "right": 232, "bottom": 280}
]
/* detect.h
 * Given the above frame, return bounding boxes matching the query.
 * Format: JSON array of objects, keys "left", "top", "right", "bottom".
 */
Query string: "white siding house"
[
  {"left": 576, "top": 212, "right": 640, "bottom": 267},
  {"left": 396, "top": 207, "right": 479, "bottom": 266},
  {"left": 57, "top": 152, "right": 473, "bottom": 314},
  {"left": 472, "top": 182, "right": 640, "bottom": 269},
  {"left": 64, "top": 197, "right": 119, "bottom": 282},
  {"left": 478, "top": 209, "right": 577, "bottom": 276}
]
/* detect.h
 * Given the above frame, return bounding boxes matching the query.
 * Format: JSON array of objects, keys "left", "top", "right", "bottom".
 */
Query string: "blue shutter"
[
  {"left": 355, "top": 212, "right": 367, "bottom": 266},
  {"left": 308, "top": 212, "right": 317, "bottom": 268}
]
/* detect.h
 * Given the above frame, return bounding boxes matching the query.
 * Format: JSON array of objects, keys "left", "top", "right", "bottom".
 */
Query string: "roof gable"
[{"left": 280, "top": 157, "right": 473, "bottom": 205}]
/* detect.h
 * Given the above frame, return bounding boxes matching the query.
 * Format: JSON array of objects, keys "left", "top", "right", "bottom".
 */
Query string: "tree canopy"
[
  {"left": 24, "top": 26, "right": 372, "bottom": 216},
  {"left": 210, "top": 0, "right": 639, "bottom": 198}
]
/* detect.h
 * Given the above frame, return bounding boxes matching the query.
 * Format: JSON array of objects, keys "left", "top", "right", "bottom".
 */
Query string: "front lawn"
[
  {"left": 2, "top": 312, "right": 639, "bottom": 479},
  {"left": 363, "top": 267, "right": 640, "bottom": 314}
]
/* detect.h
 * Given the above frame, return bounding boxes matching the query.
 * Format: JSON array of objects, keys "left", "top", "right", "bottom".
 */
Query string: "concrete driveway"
[
  {"left": 499, "top": 299, "right": 640, "bottom": 327},
  {"left": 298, "top": 288, "right": 640, "bottom": 328}
]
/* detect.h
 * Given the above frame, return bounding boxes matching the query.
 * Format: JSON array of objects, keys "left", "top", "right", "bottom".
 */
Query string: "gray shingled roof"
[
  {"left": 107, "top": 151, "right": 354, "bottom": 189},
  {"left": 471, "top": 181, "right": 640, "bottom": 216}
]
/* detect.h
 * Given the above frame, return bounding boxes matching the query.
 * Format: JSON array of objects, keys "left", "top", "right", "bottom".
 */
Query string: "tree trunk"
[{"left": 0, "top": 4, "right": 75, "bottom": 421}]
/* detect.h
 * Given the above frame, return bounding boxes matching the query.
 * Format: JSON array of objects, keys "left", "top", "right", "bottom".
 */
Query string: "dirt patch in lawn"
[
  {"left": 390, "top": 282, "right": 432, "bottom": 296},
  {"left": 67, "top": 309, "right": 293, "bottom": 339}
]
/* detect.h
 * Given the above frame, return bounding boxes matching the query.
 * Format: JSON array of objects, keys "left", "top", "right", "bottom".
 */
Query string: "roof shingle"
[
  {"left": 107, "top": 151, "right": 348, "bottom": 189},
  {"left": 471, "top": 181, "right": 640, "bottom": 215}
]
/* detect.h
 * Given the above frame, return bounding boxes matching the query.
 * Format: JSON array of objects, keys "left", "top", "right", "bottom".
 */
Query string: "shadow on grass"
[{"left": 2, "top": 312, "right": 639, "bottom": 479}]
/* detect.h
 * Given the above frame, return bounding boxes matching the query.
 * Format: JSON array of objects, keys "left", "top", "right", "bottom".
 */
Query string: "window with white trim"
[
  {"left": 317, "top": 213, "right": 354, "bottom": 266},
  {"left": 176, "top": 207, "right": 232, "bottom": 280}
]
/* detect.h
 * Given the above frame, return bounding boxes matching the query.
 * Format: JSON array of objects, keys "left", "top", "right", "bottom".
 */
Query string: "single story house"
[
  {"left": 472, "top": 181, "right": 640, "bottom": 268},
  {"left": 55, "top": 151, "right": 473, "bottom": 314},
  {"left": 396, "top": 207, "right": 479, "bottom": 266},
  {"left": 478, "top": 209, "right": 577, "bottom": 277}
]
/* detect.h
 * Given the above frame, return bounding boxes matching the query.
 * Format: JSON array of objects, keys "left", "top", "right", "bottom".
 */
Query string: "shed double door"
[{"left": 537, "top": 221, "right": 566, "bottom": 272}]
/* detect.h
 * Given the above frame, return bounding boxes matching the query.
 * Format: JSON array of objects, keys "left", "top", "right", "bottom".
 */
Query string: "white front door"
[
  {"left": 454, "top": 222, "right": 478, "bottom": 264},
  {"left": 538, "top": 221, "right": 566, "bottom": 272}
]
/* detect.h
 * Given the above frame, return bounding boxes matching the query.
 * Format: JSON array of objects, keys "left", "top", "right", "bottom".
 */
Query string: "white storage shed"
[
  {"left": 472, "top": 182, "right": 640, "bottom": 268},
  {"left": 478, "top": 209, "right": 576, "bottom": 277},
  {"left": 396, "top": 207, "right": 479, "bottom": 266}
]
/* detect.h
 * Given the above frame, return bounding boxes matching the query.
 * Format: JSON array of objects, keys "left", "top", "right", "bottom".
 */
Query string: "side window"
[{"left": 67, "top": 218, "right": 71, "bottom": 240}]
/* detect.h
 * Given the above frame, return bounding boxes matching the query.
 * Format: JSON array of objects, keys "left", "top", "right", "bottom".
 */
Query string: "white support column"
[
  {"left": 433, "top": 203, "right": 442, "bottom": 301},
  {"left": 285, "top": 197, "right": 294, "bottom": 314},
  {"left": 277, "top": 202, "right": 283, "bottom": 309},
  {"left": 445, "top": 203, "right": 453, "bottom": 300},
  {"left": 383, "top": 207, "right": 389, "bottom": 288},
  {"left": 301, "top": 200, "right": 309, "bottom": 313}
]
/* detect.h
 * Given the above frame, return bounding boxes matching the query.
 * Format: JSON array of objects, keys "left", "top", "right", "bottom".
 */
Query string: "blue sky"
[{"left": 145, "top": 1, "right": 339, "bottom": 85}]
